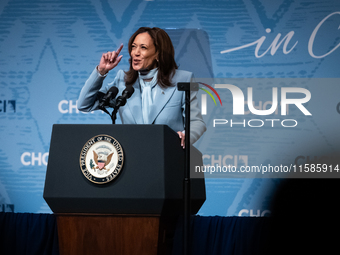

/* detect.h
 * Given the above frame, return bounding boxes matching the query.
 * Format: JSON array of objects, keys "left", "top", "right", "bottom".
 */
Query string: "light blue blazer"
[{"left": 77, "top": 68, "right": 206, "bottom": 144}]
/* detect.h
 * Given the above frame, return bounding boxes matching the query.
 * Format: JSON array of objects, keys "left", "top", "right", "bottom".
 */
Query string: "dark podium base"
[{"left": 57, "top": 214, "right": 176, "bottom": 255}]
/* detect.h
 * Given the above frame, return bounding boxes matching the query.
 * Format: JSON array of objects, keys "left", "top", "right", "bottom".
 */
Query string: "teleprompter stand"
[
  {"left": 43, "top": 124, "right": 205, "bottom": 255},
  {"left": 177, "top": 82, "right": 199, "bottom": 255}
]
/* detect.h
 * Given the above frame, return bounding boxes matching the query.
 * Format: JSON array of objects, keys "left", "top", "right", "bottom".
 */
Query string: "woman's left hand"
[{"left": 177, "top": 131, "right": 185, "bottom": 149}]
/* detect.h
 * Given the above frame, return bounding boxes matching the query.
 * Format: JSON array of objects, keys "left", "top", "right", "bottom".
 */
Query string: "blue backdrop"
[{"left": 1, "top": 0, "right": 340, "bottom": 215}]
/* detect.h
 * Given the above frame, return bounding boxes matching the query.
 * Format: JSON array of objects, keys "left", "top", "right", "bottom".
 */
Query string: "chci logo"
[{"left": 79, "top": 134, "right": 124, "bottom": 184}]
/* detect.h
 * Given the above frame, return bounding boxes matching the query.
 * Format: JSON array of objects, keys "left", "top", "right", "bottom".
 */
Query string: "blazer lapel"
[{"left": 148, "top": 85, "right": 177, "bottom": 124}]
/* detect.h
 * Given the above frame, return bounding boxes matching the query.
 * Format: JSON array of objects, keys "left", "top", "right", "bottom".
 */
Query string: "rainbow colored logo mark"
[{"left": 198, "top": 82, "right": 222, "bottom": 115}]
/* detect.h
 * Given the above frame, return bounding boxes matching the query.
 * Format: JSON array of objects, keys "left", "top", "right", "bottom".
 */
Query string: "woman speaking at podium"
[{"left": 77, "top": 27, "right": 206, "bottom": 147}]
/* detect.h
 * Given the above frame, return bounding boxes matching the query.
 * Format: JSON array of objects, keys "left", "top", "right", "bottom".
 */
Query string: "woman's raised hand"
[{"left": 98, "top": 44, "right": 123, "bottom": 75}]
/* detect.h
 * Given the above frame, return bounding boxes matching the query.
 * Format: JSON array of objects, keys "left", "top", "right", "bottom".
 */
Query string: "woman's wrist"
[{"left": 97, "top": 66, "right": 108, "bottom": 76}]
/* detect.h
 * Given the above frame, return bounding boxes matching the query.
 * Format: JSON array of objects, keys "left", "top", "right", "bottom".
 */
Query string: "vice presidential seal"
[{"left": 79, "top": 134, "right": 124, "bottom": 184}]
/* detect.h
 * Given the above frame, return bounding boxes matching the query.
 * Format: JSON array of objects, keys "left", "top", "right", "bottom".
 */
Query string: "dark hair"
[{"left": 124, "top": 27, "right": 178, "bottom": 88}]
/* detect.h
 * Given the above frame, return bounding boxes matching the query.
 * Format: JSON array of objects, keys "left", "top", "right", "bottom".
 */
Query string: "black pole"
[
  {"left": 177, "top": 82, "right": 198, "bottom": 255},
  {"left": 184, "top": 87, "right": 191, "bottom": 255}
]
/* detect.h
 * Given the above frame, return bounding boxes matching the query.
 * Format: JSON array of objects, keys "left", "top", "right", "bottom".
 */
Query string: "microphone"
[
  {"left": 98, "top": 86, "right": 119, "bottom": 109},
  {"left": 114, "top": 86, "right": 135, "bottom": 111}
]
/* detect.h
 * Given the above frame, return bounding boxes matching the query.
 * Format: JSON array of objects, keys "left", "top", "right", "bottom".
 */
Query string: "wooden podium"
[{"left": 43, "top": 124, "right": 205, "bottom": 255}]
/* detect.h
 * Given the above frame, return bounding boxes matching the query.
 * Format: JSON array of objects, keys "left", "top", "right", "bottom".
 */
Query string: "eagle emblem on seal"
[{"left": 93, "top": 150, "right": 114, "bottom": 170}]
